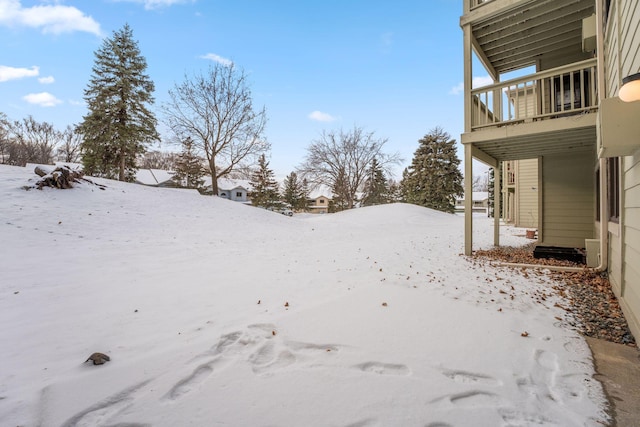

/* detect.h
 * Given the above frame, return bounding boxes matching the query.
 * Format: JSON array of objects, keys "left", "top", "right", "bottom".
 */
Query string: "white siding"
[{"left": 541, "top": 152, "right": 595, "bottom": 247}]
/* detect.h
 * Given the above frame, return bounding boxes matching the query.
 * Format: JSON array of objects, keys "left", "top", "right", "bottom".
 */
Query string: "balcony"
[
  {"left": 462, "top": 59, "right": 598, "bottom": 161},
  {"left": 471, "top": 59, "right": 597, "bottom": 129}
]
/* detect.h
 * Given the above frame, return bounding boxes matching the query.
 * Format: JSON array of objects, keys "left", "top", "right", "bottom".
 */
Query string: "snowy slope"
[{"left": 0, "top": 164, "right": 607, "bottom": 426}]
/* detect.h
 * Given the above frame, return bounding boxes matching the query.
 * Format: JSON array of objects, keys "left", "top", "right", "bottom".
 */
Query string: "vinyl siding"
[
  {"left": 604, "top": 0, "right": 640, "bottom": 340},
  {"left": 541, "top": 152, "right": 595, "bottom": 247},
  {"left": 622, "top": 151, "right": 640, "bottom": 338},
  {"left": 516, "top": 159, "right": 538, "bottom": 228},
  {"left": 605, "top": 0, "right": 640, "bottom": 96}
]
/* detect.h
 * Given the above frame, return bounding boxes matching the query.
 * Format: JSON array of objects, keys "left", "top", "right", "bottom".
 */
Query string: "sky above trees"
[{"left": 0, "top": 0, "right": 486, "bottom": 178}]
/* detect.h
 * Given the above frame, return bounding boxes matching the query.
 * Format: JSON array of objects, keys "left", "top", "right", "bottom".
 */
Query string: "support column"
[
  {"left": 465, "top": 144, "right": 473, "bottom": 255},
  {"left": 463, "top": 22, "right": 473, "bottom": 256},
  {"left": 494, "top": 162, "right": 501, "bottom": 247}
]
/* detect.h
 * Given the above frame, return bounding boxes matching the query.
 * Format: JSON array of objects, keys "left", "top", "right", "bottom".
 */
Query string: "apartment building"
[{"left": 460, "top": 0, "right": 640, "bottom": 339}]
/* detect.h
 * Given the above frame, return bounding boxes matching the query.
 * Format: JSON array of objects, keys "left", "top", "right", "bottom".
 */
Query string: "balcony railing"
[
  {"left": 470, "top": 59, "right": 598, "bottom": 131},
  {"left": 468, "top": 0, "right": 494, "bottom": 11}
]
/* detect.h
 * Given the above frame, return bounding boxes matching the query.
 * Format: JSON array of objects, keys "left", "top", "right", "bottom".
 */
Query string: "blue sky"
[{"left": 0, "top": 0, "right": 482, "bottom": 179}]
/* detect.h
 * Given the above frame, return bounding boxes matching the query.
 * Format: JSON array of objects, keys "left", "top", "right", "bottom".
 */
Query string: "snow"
[{"left": 0, "top": 164, "right": 608, "bottom": 426}]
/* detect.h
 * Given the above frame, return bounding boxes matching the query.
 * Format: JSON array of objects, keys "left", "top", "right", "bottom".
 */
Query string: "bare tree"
[
  {"left": 56, "top": 125, "right": 83, "bottom": 163},
  {"left": 0, "top": 112, "right": 10, "bottom": 164},
  {"left": 162, "top": 63, "right": 268, "bottom": 195},
  {"left": 298, "top": 126, "right": 401, "bottom": 209},
  {"left": 7, "top": 116, "right": 61, "bottom": 166},
  {"left": 138, "top": 150, "right": 178, "bottom": 170},
  {"left": 472, "top": 173, "right": 489, "bottom": 192}
]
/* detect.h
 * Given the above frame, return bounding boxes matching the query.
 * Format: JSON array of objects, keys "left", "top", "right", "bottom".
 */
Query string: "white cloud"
[
  {"left": 308, "top": 111, "right": 337, "bottom": 122},
  {"left": 449, "top": 76, "right": 495, "bottom": 95},
  {"left": 23, "top": 92, "right": 62, "bottom": 107},
  {"left": 0, "top": 65, "right": 39, "bottom": 82},
  {"left": 115, "top": 0, "right": 194, "bottom": 10},
  {"left": 38, "top": 75, "right": 54, "bottom": 84},
  {"left": 0, "top": 0, "right": 102, "bottom": 36},
  {"left": 199, "top": 53, "right": 233, "bottom": 67}
]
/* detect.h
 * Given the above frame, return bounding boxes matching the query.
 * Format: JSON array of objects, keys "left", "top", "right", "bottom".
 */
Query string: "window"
[
  {"left": 320, "top": 199, "right": 325, "bottom": 204},
  {"left": 607, "top": 157, "right": 620, "bottom": 223},
  {"left": 236, "top": 191, "right": 242, "bottom": 198}
]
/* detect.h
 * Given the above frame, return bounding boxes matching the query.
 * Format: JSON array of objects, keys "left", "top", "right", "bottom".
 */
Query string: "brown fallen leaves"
[{"left": 473, "top": 244, "right": 636, "bottom": 346}]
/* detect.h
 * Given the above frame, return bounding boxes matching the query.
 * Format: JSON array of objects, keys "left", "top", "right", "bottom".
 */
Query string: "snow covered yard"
[{"left": 0, "top": 164, "right": 608, "bottom": 426}]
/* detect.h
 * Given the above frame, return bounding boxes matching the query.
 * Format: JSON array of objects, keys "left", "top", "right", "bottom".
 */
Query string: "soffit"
[{"left": 471, "top": 0, "right": 595, "bottom": 74}]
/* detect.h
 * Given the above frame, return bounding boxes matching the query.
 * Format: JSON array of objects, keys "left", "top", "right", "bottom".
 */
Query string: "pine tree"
[
  {"left": 173, "top": 137, "right": 205, "bottom": 189},
  {"left": 330, "top": 168, "right": 350, "bottom": 212},
  {"left": 300, "top": 178, "right": 312, "bottom": 211},
  {"left": 401, "top": 127, "right": 463, "bottom": 213},
  {"left": 387, "top": 179, "right": 403, "bottom": 203},
  {"left": 77, "top": 23, "right": 158, "bottom": 181},
  {"left": 361, "top": 157, "right": 389, "bottom": 206},
  {"left": 282, "top": 171, "right": 308, "bottom": 211},
  {"left": 249, "top": 154, "right": 280, "bottom": 208}
]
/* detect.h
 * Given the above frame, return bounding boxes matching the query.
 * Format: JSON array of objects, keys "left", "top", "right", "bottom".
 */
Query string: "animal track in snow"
[
  {"left": 441, "top": 369, "right": 501, "bottom": 386},
  {"left": 342, "top": 418, "right": 380, "bottom": 427},
  {"left": 164, "top": 363, "right": 214, "bottom": 401},
  {"left": 354, "top": 361, "right": 411, "bottom": 376},
  {"left": 59, "top": 380, "right": 151, "bottom": 427},
  {"left": 516, "top": 349, "right": 560, "bottom": 403},
  {"left": 429, "top": 390, "right": 500, "bottom": 408}
]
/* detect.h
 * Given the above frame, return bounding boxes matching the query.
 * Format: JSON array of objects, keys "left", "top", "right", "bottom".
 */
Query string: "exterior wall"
[
  {"left": 515, "top": 158, "right": 539, "bottom": 228},
  {"left": 622, "top": 151, "right": 640, "bottom": 338},
  {"left": 603, "top": 0, "right": 640, "bottom": 340},
  {"left": 219, "top": 187, "right": 248, "bottom": 202},
  {"left": 541, "top": 151, "right": 595, "bottom": 247}
]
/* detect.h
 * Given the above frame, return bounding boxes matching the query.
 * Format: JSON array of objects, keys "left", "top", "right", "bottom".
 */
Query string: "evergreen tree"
[
  {"left": 173, "top": 137, "right": 205, "bottom": 189},
  {"left": 300, "top": 178, "right": 312, "bottom": 211},
  {"left": 77, "top": 23, "right": 158, "bottom": 181},
  {"left": 361, "top": 157, "right": 389, "bottom": 206},
  {"left": 401, "top": 127, "right": 463, "bottom": 213},
  {"left": 249, "top": 154, "right": 280, "bottom": 208},
  {"left": 282, "top": 171, "right": 308, "bottom": 211},
  {"left": 387, "top": 179, "right": 403, "bottom": 203},
  {"left": 330, "top": 168, "right": 350, "bottom": 212}
]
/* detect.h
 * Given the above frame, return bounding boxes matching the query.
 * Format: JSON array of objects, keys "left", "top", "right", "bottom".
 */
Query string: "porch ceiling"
[
  {"left": 462, "top": 113, "right": 597, "bottom": 162},
  {"left": 470, "top": 0, "right": 595, "bottom": 74}
]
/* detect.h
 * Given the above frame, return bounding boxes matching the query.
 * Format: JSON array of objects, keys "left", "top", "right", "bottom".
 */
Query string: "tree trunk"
[
  {"left": 209, "top": 159, "right": 219, "bottom": 195},
  {"left": 119, "top": 151, "right": 126, "bottom": 181}
]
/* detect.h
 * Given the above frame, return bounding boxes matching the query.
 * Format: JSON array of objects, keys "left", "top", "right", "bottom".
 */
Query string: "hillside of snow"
[{"left": 0, "top": 164, "right": 607, "bottom": 426}]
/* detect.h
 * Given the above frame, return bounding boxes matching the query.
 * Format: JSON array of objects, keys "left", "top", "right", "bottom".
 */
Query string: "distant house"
[
  {"left": 456, "top": 191, "right": 489, "bottom": 213},
  {"left": 135, "top": 169, "right": 176, "bottom": 187},
  {"left": 308, "top": 195, "right": 331, "bottom": 214},
  {"left": 307, "top": 186, "right": 332, "bottom": 213},
  {"left": 217, "top": 178, "right": 251, "bottom": 203}
]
